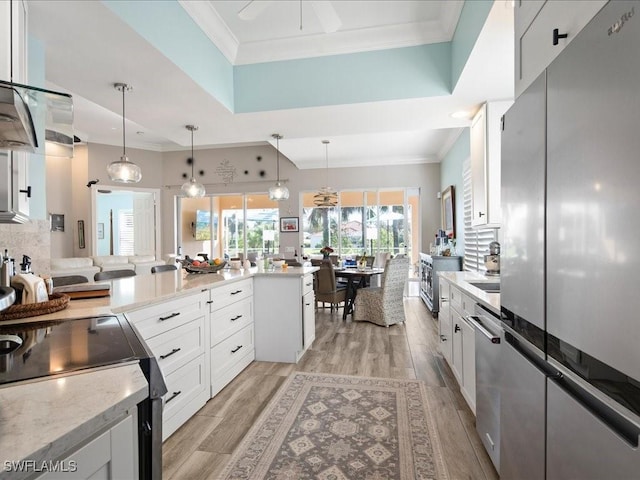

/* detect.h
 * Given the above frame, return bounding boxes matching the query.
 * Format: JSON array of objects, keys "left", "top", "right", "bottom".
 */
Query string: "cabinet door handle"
[
  {"left": 231, "top": 345, "right": 243, "bottom": 353},
  {"left": 440, "top": 335, "right": 447, "bottom": 342},
  {"left": 305, "top": 282, "right": 313, "bottom": 287},
  {"left": 478, "top": 211, "right": 485, "bottom": 217},
  {"left": 305, "top": 303, "right": 311, "bottom": 306},
  {"left": 19, "top": 186, "right": 31, "bottom": 198},
  {"left": 165, "top": 391, "right": 182, "bottom": 404},
  {"left": 230, "top": 315, "right": 242, "bottom": 321},
  {"left": 454, "top": 324, "right": 461, "bottom": 333},
  {"left": 230, "top": 290, "right": 242, "bottom": 295},
  {"left": 206, "top": 300, "right": 214, "bottom": 304},
  {"left": 552, "top": 28, "right": 568, "bottom": 46},
  {"left": 440, "top": 298, "right": 448, "bottom": 303},
  {"left": 159, "top": 347, "right": 181, "bottom": 360},
  {"left": 159, "top": 312, "right": 180, "bottom": 321}
]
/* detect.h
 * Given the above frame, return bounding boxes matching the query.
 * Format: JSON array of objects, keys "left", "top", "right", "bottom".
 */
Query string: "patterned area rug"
[{"left": 220, "top": 372, "right": 449, "bottom": 480}]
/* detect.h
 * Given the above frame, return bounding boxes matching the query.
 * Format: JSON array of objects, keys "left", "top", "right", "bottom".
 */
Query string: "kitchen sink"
[{"left": 468, "top": 281, "right": 500, "bottom": 293}]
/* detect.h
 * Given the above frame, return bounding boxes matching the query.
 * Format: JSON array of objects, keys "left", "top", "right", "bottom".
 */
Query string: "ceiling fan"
[{"left": 237, "top": 0, "right": 342, "bottom": 33}]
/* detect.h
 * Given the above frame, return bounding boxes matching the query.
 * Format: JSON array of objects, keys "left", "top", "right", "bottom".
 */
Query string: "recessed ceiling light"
[{"left": 451, "top": 110, "right": 472, "bottom": 119}]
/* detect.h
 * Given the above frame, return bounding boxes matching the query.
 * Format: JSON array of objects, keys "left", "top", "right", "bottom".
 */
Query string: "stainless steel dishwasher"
[{"left": 467, "top": 304, "right": 502, "bottom": 473}]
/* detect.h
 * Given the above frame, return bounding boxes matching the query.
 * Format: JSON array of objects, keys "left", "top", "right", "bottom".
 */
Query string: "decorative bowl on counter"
[
  {"left": 181, "top": 261, "right": 227, "bottom": 274},
  {"left": 271, "top": 259, "right": 285, "bottom": 268}
]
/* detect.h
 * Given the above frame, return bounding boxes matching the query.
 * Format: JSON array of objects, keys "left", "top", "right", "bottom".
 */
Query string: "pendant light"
[
  {"left": 107, "top": 83, "right": 142, "bottom": 183},
  {"left": 181, "top": 125, "right": 206, "bottom": 198},
  {"left": 313, "top": 140, "right": 338, "bottom": 208},
  {"left": 268, "top": 133, "right": 289, "bottom": 201}
]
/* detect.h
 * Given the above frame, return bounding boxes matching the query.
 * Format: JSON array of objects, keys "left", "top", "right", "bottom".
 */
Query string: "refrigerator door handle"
[
  {"left": 549, "top": 374, "right": 640, "bottom": 448},
  {"left": 466, "top": 315, "right": 500, "bottom": 343},
  {"left": 504, "top": 331, "right": 561, "bottom": 378}
]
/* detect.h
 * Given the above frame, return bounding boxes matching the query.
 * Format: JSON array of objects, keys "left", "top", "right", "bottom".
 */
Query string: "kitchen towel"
[{"left": 11, "top": 274, "right": 49, "bottom": 304}]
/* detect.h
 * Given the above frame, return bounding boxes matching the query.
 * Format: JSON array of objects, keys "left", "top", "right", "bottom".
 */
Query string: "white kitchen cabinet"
[
  {"left": 208, "top": 278, "right": 255, "bottom": 397},
  {"left": 253, "top": 273, "right": 316, "bottom": 363},
  {"left": 0, "top": 151, "right": 30, "bottom": 223},
  {"left": 1, "top": 0, "right": 28, "bottom": 83},
  {"left": 125, "top": 290, "right": 209, "bottom": 440},
  {"left": 447, "top": 285, "right": 477, "bottom": 413},
  {"left": 438, "top": 278, "right": 453, "bottom": 364},
  {"left": 514, "top": 0, "right": 606, "bottom": 97},
  {"left": 36, "top": 413, "right": 137, "bottom": 480},
  {"left": 470, "top": 101, "right": 512, "bottom": 227}
]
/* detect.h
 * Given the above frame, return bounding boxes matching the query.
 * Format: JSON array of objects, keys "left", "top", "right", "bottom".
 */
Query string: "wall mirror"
[{"left": 441, "top": 185, "right": 455, "bottom": 238}]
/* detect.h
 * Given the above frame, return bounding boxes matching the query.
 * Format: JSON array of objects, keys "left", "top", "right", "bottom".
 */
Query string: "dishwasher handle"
[{"left": 466, "top": 315, "right": 501, "bottom": 344}]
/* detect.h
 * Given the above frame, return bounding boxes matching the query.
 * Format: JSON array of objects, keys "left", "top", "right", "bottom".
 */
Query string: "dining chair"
[
  {"left": 94, "top": 269, "right": 137, "bottom": 281},
  {"left": 314, "top": 261, "right": 347, "bottom": 313},
  {"left": 370, "top": 252, "right": 390, "bottom": 288},
  {"left": 353, "top": 255, "right": 410, "bottom": 327},
  {"left": 151, "top": 264, "right": 177, "bottom": 273},
  {"left": 51, "top": 275, "right": 89, "bottom": 287}
]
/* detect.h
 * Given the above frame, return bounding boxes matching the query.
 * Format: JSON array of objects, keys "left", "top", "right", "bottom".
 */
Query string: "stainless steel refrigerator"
[{"left": 500, "top": 1, "right": 640, "bottom": 478}]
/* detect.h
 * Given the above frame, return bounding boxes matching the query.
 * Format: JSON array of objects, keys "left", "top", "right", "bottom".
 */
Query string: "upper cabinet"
[
  {"left": 0, "top": 0, "right": 28, "bottom": 83},
  {"left": 514, "top": 0, "right": 607, "bottom": 98},
  {"left": 470, "top": 101, "right": 512, "bottom": 228}
]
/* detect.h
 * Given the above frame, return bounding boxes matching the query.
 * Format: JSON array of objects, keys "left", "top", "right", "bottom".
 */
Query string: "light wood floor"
[{"left": 162, "top": 297, "right": 499, "bottom": 480}]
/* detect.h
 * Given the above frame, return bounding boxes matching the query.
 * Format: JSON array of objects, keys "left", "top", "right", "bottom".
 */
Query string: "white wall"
[{"left": 44, "top": 142, "right": 441, "bottom": 260}]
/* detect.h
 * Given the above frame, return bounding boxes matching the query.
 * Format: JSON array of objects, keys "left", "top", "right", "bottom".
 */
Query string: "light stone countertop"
[
  {"left": 0, "top": 364, "right": 148, "bottom": 480},
  {"left": 438, "top": 271, "right": 501, "bottom": 315},
  {"left": 0, "top": 264, "right": 320, "bottom": 475}
]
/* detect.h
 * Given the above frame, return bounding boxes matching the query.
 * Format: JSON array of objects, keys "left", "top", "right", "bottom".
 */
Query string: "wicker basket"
[
  {"left": 0, "top": 293, "right": 70, "bottom": 321},
  {"left": 183, "top": 261, "right": 227, "bottom": 274}
]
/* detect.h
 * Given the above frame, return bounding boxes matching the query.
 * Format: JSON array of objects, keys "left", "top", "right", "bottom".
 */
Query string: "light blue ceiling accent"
[
  {"left": 234, "top": 43, "right": 451, "bottom": 113},
  {"left": 102, "top": 0, "right": 235, "bottom": 112},
  {"left": 101, "top": 0, "right": 488, "bottom": 114},
  {"left": 451, "top": 0, "right": 493, "bottom": 90}
]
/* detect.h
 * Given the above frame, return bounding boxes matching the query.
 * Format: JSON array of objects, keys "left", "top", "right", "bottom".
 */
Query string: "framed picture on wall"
[
  {"left": 50, "top": 214, "right": 64, "bottom": 232},
  {"left": 441, "top": 185, "right": 455, "bottom": 238},
  {"left": 78, "top": 220, "right": 85, "bottom": 249},
  {"left": 280, "top": 217, "right": 299, "bottom": 232}
]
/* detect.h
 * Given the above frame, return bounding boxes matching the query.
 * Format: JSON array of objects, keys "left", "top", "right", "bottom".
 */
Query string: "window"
[
  {"left": 301, "top": 188, "right": 419, "bottom": 266},
  {"left": 118, "top": 210, "right": 135, "bottom": 256},
  {"left": 463, "top": 159, "right": 497, "bottom": 272},
  {"left": 178, "top": 193, "right": 279, "bottom": 261}
]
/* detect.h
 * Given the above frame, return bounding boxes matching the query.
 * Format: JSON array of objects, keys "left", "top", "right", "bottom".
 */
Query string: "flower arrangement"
[{"left": 320, "top": 246, "right": 334, "bottom": 258}]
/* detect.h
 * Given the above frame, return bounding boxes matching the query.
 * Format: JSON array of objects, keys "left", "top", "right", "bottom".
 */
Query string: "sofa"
[
  {"left": 51, "top": 255, "right": 167, "bottom": 281},
  {"left": 50, "top": 257, "right": 100, "bottom": 282}
]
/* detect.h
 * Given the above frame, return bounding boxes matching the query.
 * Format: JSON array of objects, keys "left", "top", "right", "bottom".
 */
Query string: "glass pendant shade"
[
  {"left": 181, "top": 178, "right": 206, "bottom": 198},
  {"left": 181, "top": 125, "right": 205, "bottom": 198},
  {"left": 269, "top": 181, "right": 290, "bottom": 201},
  {"left": 269, "top": 133, "right": 289, "bottom": 201},
  {"left": 109, "top": 83, "right": 142, "bottom": 183},
  {"left": 314, "top": 140, "right": 338, "bottom": 207}
]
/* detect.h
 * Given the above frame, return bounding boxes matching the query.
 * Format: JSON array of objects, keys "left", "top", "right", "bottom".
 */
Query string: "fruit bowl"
[{"left": 180, "top": 260, "right": 226, "bottom": 274}]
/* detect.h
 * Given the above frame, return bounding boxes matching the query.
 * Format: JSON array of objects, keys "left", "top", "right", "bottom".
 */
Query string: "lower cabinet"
[
  {"left": 253, "top": 273, "right": 315, "bottom": 363},
  {"left": 440, "top": 280, "right": 477, "bottom": 414},
  {"left": 208, "top": 278, "right": 255, "bottom": 398},
  {"left": 126, "top": 290, "right": 210, "bottom": 440},
  {"left": 36, "top": 413, "right": 137, "bottom": 480}
]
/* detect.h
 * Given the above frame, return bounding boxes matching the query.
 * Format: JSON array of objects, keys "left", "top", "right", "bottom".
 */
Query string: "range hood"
[{"left": 0, "top": 79, "right": 73, "bottom": 157}]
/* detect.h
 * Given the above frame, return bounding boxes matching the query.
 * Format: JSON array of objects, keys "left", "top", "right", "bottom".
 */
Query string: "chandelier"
[{"left": 313, "top": 140, "right": 338, "bottom": 208}]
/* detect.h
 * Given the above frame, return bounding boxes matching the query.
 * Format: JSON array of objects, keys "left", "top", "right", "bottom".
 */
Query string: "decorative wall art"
[
  {"left": 280, "top": 217, "right": 299, "bottom": 232},
  {"left": 441, "top": 185, "right": 455, "bottom": 238}
]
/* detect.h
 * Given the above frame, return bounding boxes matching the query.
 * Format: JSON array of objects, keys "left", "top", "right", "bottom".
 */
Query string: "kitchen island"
[{"left": 0, "top": 265, "right": 318, "bottom": 478}]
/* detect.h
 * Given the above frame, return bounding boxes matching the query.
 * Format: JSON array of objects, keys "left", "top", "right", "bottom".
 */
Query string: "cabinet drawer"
[
  {"left": 126, "top": 292, "right": 207, "bottom": 339},
  {"left": 211, "top": 323, "right": 254, "bottom": 378},
  {"left": 209, "top": 278, "right": 253, "bottom": 312},
  {"left": 450, "top": 286, "right": 462, "bottom": 311},
  {"left": 301, "top": 274, "right": 314, "bottom": 296},
  {"left": 163, "top": 354, "right": 207, "bottom": 424},
  {"left": 461, "top": 293, "right": 476, "bottom": 317},
  {"left": 210, "top": 296, "right": 253, "bottom": 346},
  {"left": 145, "top": 317, "right": 205, "bottom": 377}
]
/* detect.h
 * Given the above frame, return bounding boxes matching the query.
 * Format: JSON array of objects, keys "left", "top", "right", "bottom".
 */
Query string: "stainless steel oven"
[{"left": 0, "top": 315, "right": 167, "bottom": 479}]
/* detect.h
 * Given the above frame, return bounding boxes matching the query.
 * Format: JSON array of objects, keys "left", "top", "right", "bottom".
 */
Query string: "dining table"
[{"left": 334, "top": 267, "right": 384, "bottom": 320}]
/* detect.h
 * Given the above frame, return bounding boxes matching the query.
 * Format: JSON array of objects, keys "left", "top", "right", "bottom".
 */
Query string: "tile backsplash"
[{"left": 0, "top": 220, "right": 51, "bottom": 275}]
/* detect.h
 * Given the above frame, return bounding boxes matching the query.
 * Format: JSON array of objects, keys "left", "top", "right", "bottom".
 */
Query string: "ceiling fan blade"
[
  {"left": 310, "top": 1, "right": 341, "bottom": 33},
  {"left": 237, "top": 0, "right": 272, "bottom": 21}
]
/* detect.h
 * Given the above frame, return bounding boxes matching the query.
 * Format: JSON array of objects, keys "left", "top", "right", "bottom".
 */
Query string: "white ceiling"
[{"left": 27, "top": 0, "right": 514, "bottom": 169}]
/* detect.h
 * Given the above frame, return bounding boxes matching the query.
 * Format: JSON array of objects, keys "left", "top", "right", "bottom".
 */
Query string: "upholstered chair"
[
  {"left": 353, "top": 255, "right": 410, "bottom": 327},
  {"left": 314, "top": 261, "right": 347, "bottom": 312}
]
